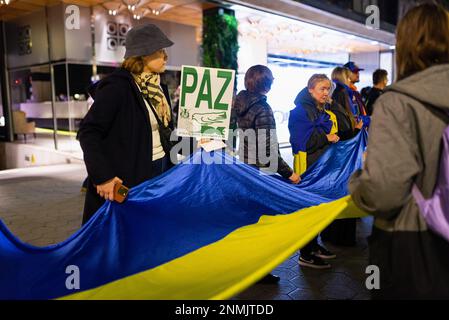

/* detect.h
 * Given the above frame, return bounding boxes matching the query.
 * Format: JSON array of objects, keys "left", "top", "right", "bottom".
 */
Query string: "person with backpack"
[
  {"left": 360, "top": 86, "right": 371, "bottom": 105},
  {"left": 349, "top": 3, "right": 449, "bottom": 299}
]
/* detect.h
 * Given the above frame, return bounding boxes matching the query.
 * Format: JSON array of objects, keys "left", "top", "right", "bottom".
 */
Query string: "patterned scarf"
[{"left": 133, "top": 72, "right": 171, "bottom": 127}]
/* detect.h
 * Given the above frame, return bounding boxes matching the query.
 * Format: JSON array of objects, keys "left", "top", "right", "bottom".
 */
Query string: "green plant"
[{"left": 202, "top": 9, "right": 239, "bottom": 72}]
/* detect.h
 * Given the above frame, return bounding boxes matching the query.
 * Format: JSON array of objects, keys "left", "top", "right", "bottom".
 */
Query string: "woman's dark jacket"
[
  {"left": 331, "top": 82, "right": 360, "bottom": 141},
  {"left": 231, "top": 90, "right": 293, "bottom": 179},
  {"left": 77, "top": 68, "right": 174, "bottom": 224}
]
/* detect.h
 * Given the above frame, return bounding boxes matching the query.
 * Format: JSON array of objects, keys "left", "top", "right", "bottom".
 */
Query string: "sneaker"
[
  {"left": 299, "top": 255, "right": 331, "bottom": 269},
  {"left": 312, "top": 244, "right": 336, "bottom": 260}
]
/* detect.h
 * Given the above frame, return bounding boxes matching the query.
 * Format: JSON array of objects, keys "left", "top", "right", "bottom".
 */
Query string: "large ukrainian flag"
[{"left": 0, "top": 132, "right": 367, "bottom": 300}]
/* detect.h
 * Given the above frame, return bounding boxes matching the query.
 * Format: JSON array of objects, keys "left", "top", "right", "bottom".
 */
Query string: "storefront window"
[
  {"left": 9, "top": 65, "right": 54, "bottom": 146},
  {"left": 235, "top": 54, "right": 349, "bottom": 144},
  {"left": 0, "top": 82, "right": 4, "bottom": 129},
  {"left": 8, "top": 63, "right": 120, "bottom": 154},
  {"left": 380, "top": 50, "right": 394, "bottom": 84},
  {"left": 52, "top": 63, "right": 91, "bottom": 155}
]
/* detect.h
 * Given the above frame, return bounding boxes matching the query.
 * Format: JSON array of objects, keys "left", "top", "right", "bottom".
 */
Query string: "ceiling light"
[{"left": 148, "top": 3, "right": 173, "bottom": 16}]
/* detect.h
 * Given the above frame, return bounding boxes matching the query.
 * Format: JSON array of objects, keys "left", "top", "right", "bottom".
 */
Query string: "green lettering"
[
  {"left": 214, "top": 70, "right": 233, "bottom": 110},
  {"left": 195, "top": 69, "right": 213, "bottom": 109},
  {"left": 180, "top": 67, "right": 198, "bottom": 107}
]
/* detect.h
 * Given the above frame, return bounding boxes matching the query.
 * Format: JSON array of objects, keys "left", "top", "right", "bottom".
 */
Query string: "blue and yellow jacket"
[{"left": 289, "top": 88, "right": 337, "bottom": 175}]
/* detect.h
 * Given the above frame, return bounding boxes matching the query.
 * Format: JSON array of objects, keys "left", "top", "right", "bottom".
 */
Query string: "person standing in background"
[
  {"left": 329, "top": 66, "right": 363, "bottom": 140},
  {"left": 365, "top": 69, "right": 388, "bottom": 116},
  {"left": 320, "top": 67, "right": 364, "bottom": 247},
  {"left": 344, "top": 61, "right": 369, "bottom": 121}
]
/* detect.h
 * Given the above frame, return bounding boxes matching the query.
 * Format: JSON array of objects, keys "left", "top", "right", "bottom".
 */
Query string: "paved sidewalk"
[
  {"left": 0, "top": 164, "right": 86, "bottom": 247},
  {"left": 0, "top": 164, "right": 372, "bottom": 300}
]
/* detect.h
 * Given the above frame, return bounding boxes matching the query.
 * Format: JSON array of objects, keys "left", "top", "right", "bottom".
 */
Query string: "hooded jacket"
[
  {"left": 289, "top": 88, "right": 333, "bottom": 168},
  {"left": 349, "top": 64, "right": 449, "bottom": 299},
  {"left": 231, "top": 90, "right": 293, "bottom": 179}
]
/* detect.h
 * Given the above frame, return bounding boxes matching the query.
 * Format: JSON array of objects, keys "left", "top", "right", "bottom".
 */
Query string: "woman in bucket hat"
[{"left": 78, "top": 24, "right": 176, "bottom": 224}]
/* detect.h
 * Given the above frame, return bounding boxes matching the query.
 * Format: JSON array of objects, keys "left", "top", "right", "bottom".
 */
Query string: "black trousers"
[
  {"left": 81, "top": 155, "right": 170, "bottom": 225},
  {"left": 321, "top": 219, "right": 357, "bottom": 246},
  {"left": 300, "top": 237, "right": 319, "bottom": 257}
]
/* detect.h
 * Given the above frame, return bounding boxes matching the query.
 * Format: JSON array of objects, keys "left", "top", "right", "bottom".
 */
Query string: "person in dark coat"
[
  {"left": 289, "top": 74, "right": 339, "bottom": 269},
  {"left": 232, "top": 65, "right": 300, "bottom": 183},
  {"left": 365, "top": 69, "right": 388, "bottom": 116},
  {"left": 320, "top": 67, "right": 364, "bottom": 247},
  {"left": 360, "top": 86, "right": 371, "bottom": 105},
  {"left": 330, "top": 66, "right": 363, "bottom": 140},
  {"left": 77, "top": 24, "right": 176, "bottom": 225},
  {"left": 232, "top": 65, "right": 300, "bottom": 284}
]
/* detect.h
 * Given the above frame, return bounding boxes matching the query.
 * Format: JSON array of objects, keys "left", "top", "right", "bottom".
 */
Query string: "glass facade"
[
  {"left": 235, "top": 4, "right": 392, "bottom": 144},
  {"left": 7, "top": 62, "right": 119, "bottom": 154},
  {"left": 0, "top": 1, "right": 395, "bottom": 156},
  {"left": 4, "top": 59, "right": 184, "bottom": 153},
  {"left": 0, "top": 81, "right": 4, "bottom": 129},
  {"left": 9, "top": 65, "right": 53, "bottom": 145}
]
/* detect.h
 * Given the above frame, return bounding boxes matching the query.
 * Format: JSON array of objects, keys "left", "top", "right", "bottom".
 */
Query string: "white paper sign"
[{"left": 177, "top": 65, "right": 235, "bottom": 140}]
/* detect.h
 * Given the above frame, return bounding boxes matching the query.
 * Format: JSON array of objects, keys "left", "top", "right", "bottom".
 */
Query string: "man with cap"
[
  {"left": 344, "top": 62, "right": 363, "bottom": 88},
  {"left": 343, "top": 61, "right": 369, "bottom": 126},
  {"left": 78, "top": 24, "right": 177, "bottom": 224}
]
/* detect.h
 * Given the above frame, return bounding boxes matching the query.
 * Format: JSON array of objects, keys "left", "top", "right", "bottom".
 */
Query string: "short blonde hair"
[{"left": 331, "top": 67, "right": 351, "bottom": 85}]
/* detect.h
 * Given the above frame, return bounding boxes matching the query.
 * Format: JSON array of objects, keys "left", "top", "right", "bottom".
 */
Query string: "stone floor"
[
  {"left": 0, "top": 163, "right": 373, "bottom": 300},
  {"left": 234, "top": 219, "right": 372, "bottom": 300}
]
